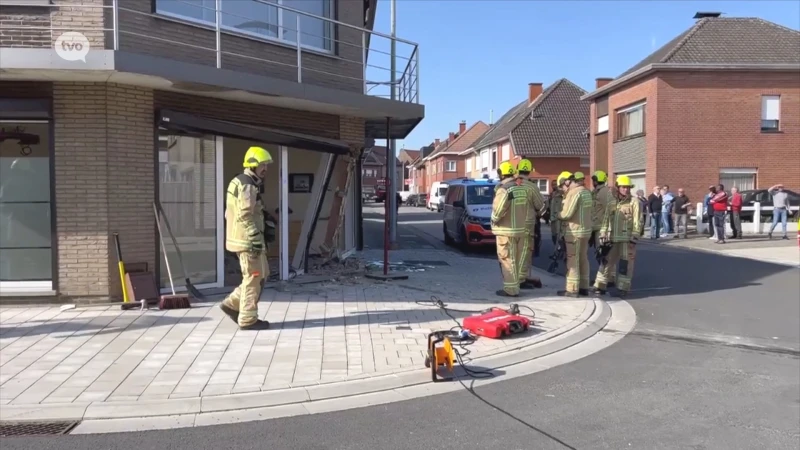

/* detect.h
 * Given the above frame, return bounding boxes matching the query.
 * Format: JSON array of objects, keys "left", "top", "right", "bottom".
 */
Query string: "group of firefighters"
[
  {"left": 218, "top": 146, "right": 643, "bottom": 330},
  {"left": 491, "top": 159, "right": 642, "bottom": 299}
]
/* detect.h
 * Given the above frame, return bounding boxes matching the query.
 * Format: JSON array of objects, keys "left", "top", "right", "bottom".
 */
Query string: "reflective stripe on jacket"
[
  {"left": 520, "top": 176, "right": 546, "bottom": 235},
  {"left": 602, "top": 194, "right": 642, "bottom": 242},
  {"left": 225, "top": 169, "right": 265, "bottom": 252},
  {"left": 491, "top": 177, "right": 530, "bottom": 237},
  {"left": 558, "top": 185, "right": 593, "bottom": 238}
]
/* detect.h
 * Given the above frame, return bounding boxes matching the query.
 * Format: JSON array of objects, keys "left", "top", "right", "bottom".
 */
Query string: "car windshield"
[
  {"left": 467, "top": 185, "right": 495, "bottom": 205},
  {"left": 437, "top": 187, "right": 448, "bottom": 196}
]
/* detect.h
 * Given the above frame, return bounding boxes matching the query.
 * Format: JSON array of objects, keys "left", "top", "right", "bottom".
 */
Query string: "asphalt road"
[{"left": 4, "top": 205, "right": 799, "bottom": 450}]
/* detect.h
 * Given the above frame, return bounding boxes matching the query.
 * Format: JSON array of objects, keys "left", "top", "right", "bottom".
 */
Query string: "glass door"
[
  {"left": 0, "top": 120, "right": 53, "bottom": 293},
  {"left": 157, "top": 129, "right": 223, "bottom": 290}
]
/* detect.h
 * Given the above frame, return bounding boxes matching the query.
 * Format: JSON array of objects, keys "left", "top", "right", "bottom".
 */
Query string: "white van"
[{"left": 428, "top": 181, "right": 448, "bottom": 212}]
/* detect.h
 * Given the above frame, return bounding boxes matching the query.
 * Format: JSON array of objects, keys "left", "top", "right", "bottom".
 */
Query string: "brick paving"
[{"left": 0, "top": 249, "right": 590, "bottom": 407}]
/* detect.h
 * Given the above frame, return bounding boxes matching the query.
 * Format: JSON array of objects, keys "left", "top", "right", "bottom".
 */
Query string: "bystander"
[
  {"left": 767, "top": 184, "right": 791, "bottom": 240},
  {"left": 673, "top": 188, "right": 691, "bottom": 238},
  {"left": 729, "top": 187, "right": 743, "bottom": 239},
  {"left": 648, "top": 187, "right": 662, "bottom": 239},
  {"left": 709, "top": 184, "right": 729, "bottom": 244}
]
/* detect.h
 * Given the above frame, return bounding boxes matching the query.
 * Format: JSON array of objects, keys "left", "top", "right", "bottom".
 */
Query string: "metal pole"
[
  {"left": 112, "top": 0, "right": 119, "bottom": 50},
  {"left": 215, "top": 0, "right": 221, "bottom": 68},
  {"left": 384, "top": 117, "right": 391, "bottom": 275},
  {"left": 414, "top": 47, "right": 419, "bottom": 103},
  {"left": 388, "top": 0, "right": 397, "bottom": 248},
  {"left": 361, "top": 31, "right": 367, "bottom": 95},
  {"left": 279, "top": 146, "right": 290, "bottom": 281},
  {"left": 296, "top": 15, "right": 302, "bottom": 82}
]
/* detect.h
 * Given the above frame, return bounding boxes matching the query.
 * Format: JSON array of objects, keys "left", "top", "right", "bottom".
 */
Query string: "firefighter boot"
[{"left": 556, "top": 290, "right": 579, "bottom": 298}]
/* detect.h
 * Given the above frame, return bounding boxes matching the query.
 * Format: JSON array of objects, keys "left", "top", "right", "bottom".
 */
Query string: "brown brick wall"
[
  {"left": 53, "top": 82, "right": 154, "bottom": 299},
  {"left": 656, "top": 71, "right": 800, "bottom": 203},
  {"left": 0, "top": 1, "right": 106, "bottom": 49},
  {"left": 117, "top": 0, "right": 363, "bottom": 92},
  {"left": 601, "top": 76, "right": 659, "bottom": 186},
  {"left": 0, "top": 5, "right": 51, "bottom": 48}
]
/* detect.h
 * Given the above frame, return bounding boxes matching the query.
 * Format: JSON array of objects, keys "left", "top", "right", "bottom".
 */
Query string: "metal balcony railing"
[{"left": 1, "top": 0, "right": 420, "bottom": 104}]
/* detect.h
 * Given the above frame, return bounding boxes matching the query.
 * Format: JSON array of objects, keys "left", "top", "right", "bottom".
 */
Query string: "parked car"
[
  {"left": 442, "top": 178, "right": 496, "bottom": 248},
  {"left": 407, "top": 193, "right": 427, "bottom": 207},
  {"left": 738, "top": 188, "right": 800, "bottom": 221},
  {"left": 375, "top": 187, "right": 386, "bottom": 203}
]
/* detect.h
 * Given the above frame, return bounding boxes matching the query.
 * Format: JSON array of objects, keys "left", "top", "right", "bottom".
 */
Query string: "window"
[
  {"left": 445, "top": 185, "right": 462, "bottom": 204},
  {"left": 615, "top": 102, "right": 646, "bottom": 140},
  {"left": 446, "top": 160, "right": 457, "bottom": 172},
  {"left": 719, "top": 168, "right": 757, "bottom": 192},
  {"left": 0, "top": 121, "right": 53, "bottom": 284},
  {"left": 761, "top": 95, "right": 780, "bottom": 132},
  {"left": 466, "top": 185, "right": 495, "bottom": 205},
  {"left": 156, "top": 0, "right": 334, "bottom": 51},
  {"left": 580, "top": 156, "right": 590, "bottom": 167},
  {"left": 158, "top": 131, "right": 219, "bottom": 287},
  {"left": 362, "top": 168, "right": 377, "bottom": 178},
  {"left": 531, "top": 179, "right": 549, "bottom": 194},
  {"left": 465, "top": 157, "right": 472, "bottom": 173},
  {"left": 501, "top": 143, "right": 510, "bottom": 160},
  {"left": 597, "top": 115, "right": 609, "bottom": 134},
  {"left": 480, "top": 150, "right": 489, "bottom": 170},
  {"left": 491, "top": 147, "right": 497, "bottom": 170}
]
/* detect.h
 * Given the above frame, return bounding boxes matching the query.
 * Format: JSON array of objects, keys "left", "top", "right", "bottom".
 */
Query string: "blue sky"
[{"left": 367, "top": 0, "right": 800, "bottom": 152}]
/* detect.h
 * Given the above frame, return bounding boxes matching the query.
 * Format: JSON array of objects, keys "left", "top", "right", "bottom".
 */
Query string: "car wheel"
[
  {"left": 458, "top": 226, "right": 469, "bottom": 251},
  {"left": 443, "top": 223, "right": 454, "bottom": 245}
]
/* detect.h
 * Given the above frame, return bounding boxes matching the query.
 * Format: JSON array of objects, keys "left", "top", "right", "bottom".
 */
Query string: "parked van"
[
  {"left": 442, "top": 178, "right": 497, "bottom": 247},
  {"left": 428, "top": 181, "right": 448, "bottom": 212}
]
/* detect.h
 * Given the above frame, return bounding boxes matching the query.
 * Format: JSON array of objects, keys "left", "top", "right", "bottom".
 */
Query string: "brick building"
[
  {"left": 583, "top": 12, "right": 800, "bottom": 202},
  {"left": 0, "top": 0, "right": 423, "bottom": 300},
  {"left": 461, "top": 79, "right": 590, "bottom": 196},
  {"left": 359, "top": 146, "right": 402, "bottom": 199},
  {"left": 408, "top": 144, "right": 435, "bottom": 194},
  {"left": 420, "top": 120, "right": 489, "bottom": 193}
]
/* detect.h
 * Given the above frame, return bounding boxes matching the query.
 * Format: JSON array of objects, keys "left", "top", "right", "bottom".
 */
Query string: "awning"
[{"left": 158, "top": 109, "right": 351, "bottom": 155}]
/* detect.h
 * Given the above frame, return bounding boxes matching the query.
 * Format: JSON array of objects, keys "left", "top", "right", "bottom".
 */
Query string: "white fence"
[{"left": 694, "top": 202, "right": 799, "bottom": 235}]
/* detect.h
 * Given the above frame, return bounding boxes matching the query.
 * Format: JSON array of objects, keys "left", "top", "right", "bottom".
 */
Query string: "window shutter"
[{"left": 761, "top": 96, "right": 780, "bottom": 120}]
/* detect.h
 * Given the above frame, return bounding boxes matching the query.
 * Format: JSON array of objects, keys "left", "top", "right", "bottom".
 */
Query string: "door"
[
  {"left": 443, "top": 185, "right": 462, "bottom": 237},
  {"left": 157, "top": 130, "right": 224, "bottom": 290},
  {"left": 0, "top": 120, "right": 53, "bottom": 294}
]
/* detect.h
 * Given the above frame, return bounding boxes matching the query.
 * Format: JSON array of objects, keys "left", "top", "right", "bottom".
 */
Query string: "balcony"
[{"left": 0, "top": 0, "right": 422, "bottom": 138}]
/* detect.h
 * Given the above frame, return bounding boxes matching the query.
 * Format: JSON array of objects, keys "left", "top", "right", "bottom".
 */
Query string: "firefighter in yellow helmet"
[
  {"left": 491, "top": 161, "right": 531, "bottom": 297},
  {"left": 590, "top": 170, "right": 617, "bottom": 284},
  {"left": 573, "top": 171, "right": 586, "bottom": 186},
  {"left": 593, "top": 175, "right": 642, "bottom": 298},
  {"left": 515, "top": 159, "right": 547, "bottom": 289},
  {"left": 557, "top": 169, "right": 594, "bottom": 297},
  {"left": 220, "top": 146, "right": 273, "bottom": 330}
]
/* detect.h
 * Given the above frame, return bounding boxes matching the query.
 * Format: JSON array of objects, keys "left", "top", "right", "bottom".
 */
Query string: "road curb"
[{"left": 0, "top": 297, "right": 617, "bottom": 429}]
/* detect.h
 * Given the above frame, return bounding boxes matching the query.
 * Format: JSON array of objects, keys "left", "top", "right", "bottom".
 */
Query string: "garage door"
[{"left": 619, "top": 172, "right": 646, "bottom": 193}]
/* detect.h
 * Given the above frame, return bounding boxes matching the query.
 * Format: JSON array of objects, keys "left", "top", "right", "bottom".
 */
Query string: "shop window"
[
  {"left": 0, "top": 121, "right": 52, "bottom": 283},
  {"left": 158, "top": 130, "right": 219, "bottom": 287}
]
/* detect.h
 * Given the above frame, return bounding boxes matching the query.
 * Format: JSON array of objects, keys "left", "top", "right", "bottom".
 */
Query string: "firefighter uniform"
[
  {"left": 558, "top": 172, "right": 594, "bottom": 296},
  {"left": 516, "top": 159, "right": 546, "bottom": 289},
  {"left": 591, "top": 171, "right": 617, "bottom": 285},
  {"left": 491, "top": 161, "right": 531, "bottom": 297},
  {"left": 220, "top": 146, "right": 272, "bottom": 329},
  {"left": 549, "top": 188, "right": 563, "bottom": 244},
  {"left": 594, "top": 175, "right": 641, "bottom": 297}
]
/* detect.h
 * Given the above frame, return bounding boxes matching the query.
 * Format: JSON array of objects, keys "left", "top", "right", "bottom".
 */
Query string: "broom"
[
  {"left": 153, "top": 200, "right": 204, "bottom": 300},
  {"left": 154, "top": 203, "right": 191, "bottom": 310}
]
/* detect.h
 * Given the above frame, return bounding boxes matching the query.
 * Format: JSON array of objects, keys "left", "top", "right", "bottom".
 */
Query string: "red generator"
[{"left": 462, "top": 308, "right": 531, "bottom": 339}]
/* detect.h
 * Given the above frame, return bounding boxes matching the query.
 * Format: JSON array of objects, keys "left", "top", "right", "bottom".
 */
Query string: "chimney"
[
  {"left": 458, "top": 121, "right": 467, "bottom": 134},
  {"left": 449, "top": 132, "right": 455, "bottom": 142},
  {"left": 434, "top": 138, "right": 440, "bottom": 146},
  {"left": 693, "top": 11, "right": 721, "bottom": 19},
  {"left": 528, "top": 83, "right": 543, "bottom": 104},
  {"left": 596, "top": 78, "right": 613, "bottom": 89}
]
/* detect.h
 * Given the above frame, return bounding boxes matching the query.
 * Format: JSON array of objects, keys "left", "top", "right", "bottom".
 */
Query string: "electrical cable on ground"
[{"left": 416, "top": 295, "right": 537, "bottom": 380}]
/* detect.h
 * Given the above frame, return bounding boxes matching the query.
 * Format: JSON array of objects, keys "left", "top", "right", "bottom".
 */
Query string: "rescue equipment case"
[{"left": 462, "top": 308, "right": 531, "bottom": 339}]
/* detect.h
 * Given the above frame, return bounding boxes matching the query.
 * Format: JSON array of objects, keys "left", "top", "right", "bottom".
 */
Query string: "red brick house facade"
[
  {"left": 462, "top": 80, "right": 589, "bottom": 196},
  {"left": 584, "top": 13, "right": 800, "bottom": 202},
  {"left": 422, "top": 121, "right": 489, "bottom": 188}
]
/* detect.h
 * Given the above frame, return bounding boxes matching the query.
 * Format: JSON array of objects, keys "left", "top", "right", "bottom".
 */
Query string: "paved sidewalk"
[
  {"left": 0, "top": 249, "right": 607, "bottom": 423},
  {"left": 642, "top": 235, "right": 799, "bottom": 267}
]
